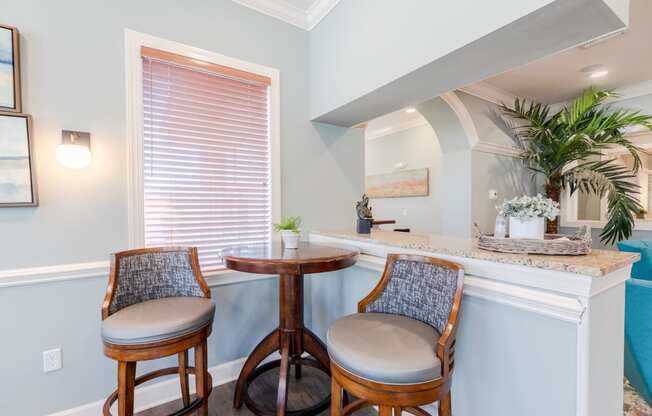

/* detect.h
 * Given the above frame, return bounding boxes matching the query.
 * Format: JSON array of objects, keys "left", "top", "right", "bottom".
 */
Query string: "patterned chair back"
[
  {"left": 103, "top": 247, "right": 210, "bottom": 317},
  {"left": 363, "top": 255, "right": 464, "bottom": 335}
]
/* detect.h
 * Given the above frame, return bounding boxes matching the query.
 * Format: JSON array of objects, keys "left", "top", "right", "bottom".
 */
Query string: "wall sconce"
[{"left": 56, "top": 130, "right": 91, "bottom": 169}]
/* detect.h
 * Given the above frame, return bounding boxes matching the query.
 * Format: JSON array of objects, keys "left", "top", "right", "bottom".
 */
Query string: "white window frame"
[
  {"left": 560, "top": 131, "right": 652, "bottom": 231},
  {"left": 124, "top": 29, "right": 282, "bottom": 268}
]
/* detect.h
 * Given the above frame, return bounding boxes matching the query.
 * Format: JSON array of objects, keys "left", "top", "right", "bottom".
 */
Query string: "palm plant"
[{"left": 500, "top": 87, "right": 652, "bottom": 245}]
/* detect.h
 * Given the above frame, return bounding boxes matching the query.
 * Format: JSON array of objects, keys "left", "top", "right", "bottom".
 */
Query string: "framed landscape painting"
[
  {"left": 0, "top": 113, "right": 37, "bottom": 206},
  {"left": 366, "top": 168, "right": 429, "bottom": 198},
  {"left": 0, "top": 24, "right": 21, "bottom": 112}
]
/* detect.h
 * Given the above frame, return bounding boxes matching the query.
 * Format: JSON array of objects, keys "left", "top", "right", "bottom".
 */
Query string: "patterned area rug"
[{"left": 625, "top": 381, "right": 652, "bottom": 415}]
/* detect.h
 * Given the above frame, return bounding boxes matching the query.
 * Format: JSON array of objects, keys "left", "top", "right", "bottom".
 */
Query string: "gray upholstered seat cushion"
[
  {"left": 327, "top": 313, "right": 441, "bottom": 384},
  {"left": 102, "top": 297, "right": 215, "bottom": 345}
]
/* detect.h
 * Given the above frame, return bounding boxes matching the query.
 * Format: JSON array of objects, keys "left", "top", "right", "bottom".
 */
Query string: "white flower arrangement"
[{"left": 498, "top": 194, "right": 560, "bottom": 221}]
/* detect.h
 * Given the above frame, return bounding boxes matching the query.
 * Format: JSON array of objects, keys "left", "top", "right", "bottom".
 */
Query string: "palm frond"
[{"left": 563, "top": 160, "right": 641, "bottom": 245}]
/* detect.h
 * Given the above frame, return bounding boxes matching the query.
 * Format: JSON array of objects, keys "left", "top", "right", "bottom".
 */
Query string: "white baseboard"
[{"left": 48, "top": 356, "right": 253, "bottom": 416}]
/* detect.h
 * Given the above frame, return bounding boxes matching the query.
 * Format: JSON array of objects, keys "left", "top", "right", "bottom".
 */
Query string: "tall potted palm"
[{"left": 500, "top": 88, "right": 652, "bottom": 245}]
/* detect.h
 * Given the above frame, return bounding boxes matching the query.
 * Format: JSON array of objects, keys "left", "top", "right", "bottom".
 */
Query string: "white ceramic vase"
[
  {"left": 509, "top": 216, "right": 545, "bottom": 240},
  {"left": 281, "top": 230, "right": 300, "bottom": 249}
]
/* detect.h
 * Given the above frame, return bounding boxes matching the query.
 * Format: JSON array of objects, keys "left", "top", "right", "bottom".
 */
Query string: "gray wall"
[
  {"left": 0, "top": 1, "right": 363, "bottom": 414},
  {"left": 456, "top": 92, "right": 540, "bottom": 233},
  {"left": 365, "top": 124, "right": 442, "bottom": 233}
]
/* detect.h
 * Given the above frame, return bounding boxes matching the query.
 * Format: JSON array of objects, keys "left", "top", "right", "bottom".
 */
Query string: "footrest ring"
[{"left": 102, "top": 366, "right": 213, "bottom": 416}]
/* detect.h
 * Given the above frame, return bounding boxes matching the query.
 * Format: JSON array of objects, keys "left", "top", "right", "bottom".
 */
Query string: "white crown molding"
[
  {"left": 365, "top": 117, "right": 428, "bottom": 141},
  {"left": 473, "top": 140, "right": 523, "bottom": 158},
  {"left": 458, "top": 81, "right": 517, "bottom": 106},
  {"left": 231, "top": 0, "right": 341, "bottom": 31},
  {"left": 306, "top": 0, "right": 341, "bottom": 30}
]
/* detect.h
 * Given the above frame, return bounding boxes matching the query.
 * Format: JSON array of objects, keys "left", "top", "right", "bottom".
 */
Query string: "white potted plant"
[
  {"left": 274, "top": 216, "right": 302, "bottom": 249},
  {"left": 499, "top": 194, "right": 560, "bottom": 240}
]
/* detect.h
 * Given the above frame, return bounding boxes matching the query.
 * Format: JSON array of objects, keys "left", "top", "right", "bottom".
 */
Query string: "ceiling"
[
  {"left": 483, "top": 0, "right": 652, "bottom": 103},
  {"left": 282, "top": 0, "right": 318, "bottom": 10},
  {"left": 364, "top": 108, "right": 429, "bottom": 141}
]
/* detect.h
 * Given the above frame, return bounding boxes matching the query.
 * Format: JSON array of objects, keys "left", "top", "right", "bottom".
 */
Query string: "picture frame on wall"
[
  {"left": 0, "top": 24, "right": 21, "bottom": 112},
  {"left": 0, "top": 112, "right": 37, "bottom": 207}
]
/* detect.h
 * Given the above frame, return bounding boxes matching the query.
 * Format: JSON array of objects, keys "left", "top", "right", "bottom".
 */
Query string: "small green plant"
[{"left": 273, "top": 216, "right": 302, "bottom": 234}]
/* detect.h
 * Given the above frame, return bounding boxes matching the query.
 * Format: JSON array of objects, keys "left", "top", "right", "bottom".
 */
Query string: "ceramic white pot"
[
  {"left": 509, "top": 216, "right": 545, "bottom": 240},
  {"left": 281, "top": 230, "right": 300, "bottom": 249}
]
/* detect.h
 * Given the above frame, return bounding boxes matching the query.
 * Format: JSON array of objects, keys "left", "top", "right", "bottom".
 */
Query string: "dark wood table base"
[{"left": 233, "top": 273, "right": 331, "bottom": 416}]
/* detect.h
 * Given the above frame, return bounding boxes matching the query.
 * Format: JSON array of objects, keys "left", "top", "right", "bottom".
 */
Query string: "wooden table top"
[{"left": 222, "top": 242, "right": 359, "bottom": 275}]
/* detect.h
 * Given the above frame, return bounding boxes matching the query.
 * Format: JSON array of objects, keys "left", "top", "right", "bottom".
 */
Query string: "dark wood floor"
[{"left": 138, "top": 365, "right": 375, "bottom": 416}]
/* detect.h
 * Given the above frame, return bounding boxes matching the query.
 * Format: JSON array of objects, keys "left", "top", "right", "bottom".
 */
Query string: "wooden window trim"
[{"left": 141, "top": 46, "right": 271, "bottom": 86}]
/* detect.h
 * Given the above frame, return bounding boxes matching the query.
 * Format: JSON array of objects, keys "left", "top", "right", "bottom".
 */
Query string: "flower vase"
[{"left": 509, "top": 216, "right": 545, "bottom": 240}]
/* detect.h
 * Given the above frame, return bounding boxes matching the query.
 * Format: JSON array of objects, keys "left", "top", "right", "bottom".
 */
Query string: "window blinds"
[{"left": 141, "top": 47, "right": 272, "bottom": 271}]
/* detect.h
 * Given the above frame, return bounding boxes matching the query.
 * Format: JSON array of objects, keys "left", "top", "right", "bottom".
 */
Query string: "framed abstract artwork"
[
  {"left": 0, "top": 24, "right": 21, "bottom": 112},
  {"left": 366, "top": 168, "right": 429, "bottom": 198},
  {"left": 0, "top": 112, "right": 37, "bottom": 206}
]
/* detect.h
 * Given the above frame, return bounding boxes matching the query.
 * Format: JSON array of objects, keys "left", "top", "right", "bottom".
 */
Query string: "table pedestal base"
[{"left": 233, "top": 274, "right": 331, "bottom": 416}]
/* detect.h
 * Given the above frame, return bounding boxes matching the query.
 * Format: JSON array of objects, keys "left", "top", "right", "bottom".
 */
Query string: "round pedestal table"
[{"left": 223, "top": 242, "right": 359, "bottom": 416}]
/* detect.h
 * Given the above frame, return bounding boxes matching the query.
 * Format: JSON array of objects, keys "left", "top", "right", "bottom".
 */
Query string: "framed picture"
[
  {"left": 0, "top": 24, "right": 21, "bottom": 112},
  {"left": 366, "top": 168, "right": 429, "bottom": 198},
  {"left": 0, "top": 112, "right": 37, "bottom": 206}
]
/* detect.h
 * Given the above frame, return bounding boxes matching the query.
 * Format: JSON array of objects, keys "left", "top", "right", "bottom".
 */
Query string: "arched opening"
[{"left": 363, "top": 91, "right": 476, "bottom": 237}]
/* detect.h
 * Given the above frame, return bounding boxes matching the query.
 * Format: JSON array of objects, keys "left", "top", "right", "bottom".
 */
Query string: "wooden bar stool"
[
  {"left": 328, "top": 254, "right": 464, "bottom": 416},
  {"left": 100, "top": 247, "right": 215, "bottom": 416}
]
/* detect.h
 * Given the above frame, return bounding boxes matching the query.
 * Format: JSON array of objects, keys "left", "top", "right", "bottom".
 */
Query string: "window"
[
  {"left": 127, "top": 32, "right": 280, "bottom": 273},
  {"left": 561, "top": 133, "right": 652, "bottom": 231}
]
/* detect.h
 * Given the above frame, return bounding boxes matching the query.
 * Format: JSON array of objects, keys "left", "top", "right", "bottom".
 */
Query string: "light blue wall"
[
  {"left": 455, "top": 92, "right": 541, "bottom": 233},
  {"left": 0, "top": 1, "right": 363, "bottom": 414},
  {"left": 0, "top": 276, "right": 282, "bottom": 415},
  {"left": 365, "top": 125, "right": 442, "bottom": 233},
  {"left": 0, "top": 0, "right": 364, "bottom": 270}
]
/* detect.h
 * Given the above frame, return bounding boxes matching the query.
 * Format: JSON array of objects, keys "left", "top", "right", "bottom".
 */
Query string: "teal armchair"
[{"left": 617, "top": 240, "right": 652, "bottom": 406}]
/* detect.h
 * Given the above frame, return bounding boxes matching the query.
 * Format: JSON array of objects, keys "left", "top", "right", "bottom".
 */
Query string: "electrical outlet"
[
  {"left": 402, "top": 209, "right": 408, "bottom": 217},
  {"left": 43, "top": 348, "right": 62, "bottom": 373}
]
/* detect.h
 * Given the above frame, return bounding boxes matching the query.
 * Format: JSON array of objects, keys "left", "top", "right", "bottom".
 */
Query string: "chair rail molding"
[
  {"left": 230, "top": 0, "right": 341, "bottom": 30},
  {"left": 0, "top": 261, "right": 277, "bottom": 289}
]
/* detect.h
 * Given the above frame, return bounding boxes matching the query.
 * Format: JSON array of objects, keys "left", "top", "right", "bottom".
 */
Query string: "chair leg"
[
  {"left": 379, "top": 406, "right": 393, "bottom": 416},
  {"left": 438, "top": 391, "right": 452, "bottom": 416},
  {"left": 117, "top": 361, "right": 136, "bottom": 416},
  {"left": 331, "top": 377, "right": 343, "bottom": 416},
  {"left": 394, "top": 406, "right": 402, "bottom": 416},
  {"left": 194, "top": 340, "right": 209, "bottom": 416},
  {"left": 178, "top": 350, "right": 190, "bottom": 407}
]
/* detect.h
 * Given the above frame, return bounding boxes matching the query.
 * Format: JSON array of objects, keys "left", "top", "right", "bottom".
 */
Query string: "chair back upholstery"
[
  {"left": 102, "top": 247, "right": 210, "bottom": 318},
  {"left": 359, "top": 254, "right": 464, "bottom": 335}
]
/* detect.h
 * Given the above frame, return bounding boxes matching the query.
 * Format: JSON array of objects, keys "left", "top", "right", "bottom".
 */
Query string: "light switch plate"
[{"left": 43, "top": 348, "right": 62, "bottom": 373}]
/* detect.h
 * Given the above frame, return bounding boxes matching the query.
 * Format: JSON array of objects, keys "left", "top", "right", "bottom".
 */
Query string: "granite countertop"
[{"left": 311, "top": 230, "right": 640, "bottom": 277}]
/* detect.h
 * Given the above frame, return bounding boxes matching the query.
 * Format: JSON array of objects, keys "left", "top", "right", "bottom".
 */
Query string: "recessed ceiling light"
[
  {"left": 581, "top": 64, "right": 609, "bottom": 79},
  {"left": 405, "top": 107, "right": 417, "bottom": 113}
]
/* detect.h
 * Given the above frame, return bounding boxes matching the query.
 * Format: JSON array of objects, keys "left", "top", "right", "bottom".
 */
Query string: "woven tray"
[{"left": 474, "top": 224, "right": 591, "bottom": 256}]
